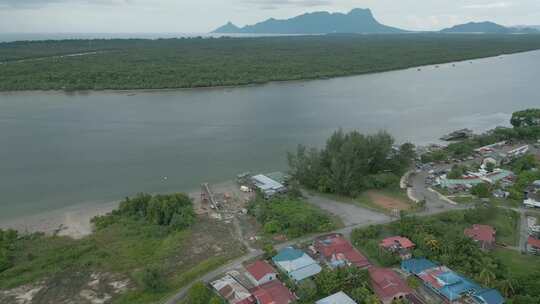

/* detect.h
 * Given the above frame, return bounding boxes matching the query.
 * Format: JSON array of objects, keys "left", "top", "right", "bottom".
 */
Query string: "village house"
[
  {"left": 401, "top": 259, "right": 505, "bottom": 304},
  {"left": 245, "top": 260, "right": 279, "bottom": 286},
  {"left": 313, "top": 234, "right": 371, "bottom": 269},
  {"left": 211, "top": 274, "right": 253, "bottom": 304},
  {"left": 315, "top": 291, "right": 357, "bottom": 304},
  {"left": 250, "top": 280, "right": 296, "bottom": 304},
  {"left": 368, "top": 267, "right": 412, "bottom": 304},
  {"left": 464, "top": 224, "right": 496, "bottom": 250},
  {"left": 379, "top": 236, "right": 415, "bottom": 260},
  {"left": 524, "top": 180, "right": 540, "bottom": 208},
  {"left": 272, "top": 247, "right": 322, "bottom": 282},
  {"left": 527, "top": 236, "right": 540, "bottom": 255}
]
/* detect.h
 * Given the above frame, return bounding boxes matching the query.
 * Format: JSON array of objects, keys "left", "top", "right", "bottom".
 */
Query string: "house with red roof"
[
  {"left": 314, "top": 233, "right": 371, "bottom": 269},
  {"left": 379, "top": 236, "right": 415, "bottom": 260},
  {"left": 527, "top": 236, "right": 540, "bottom": 255},
  {"left": 250, "top": 280, "right": 296, "bottom": 304},
  {"left": 464, "top": 224, "right": 496, "bottom": 250},
  {"left": 245, "top": 260, "right": 279, "bottom": 286},
  {"left": 368, "top": 267, "right": 412, "bottom": 304}
]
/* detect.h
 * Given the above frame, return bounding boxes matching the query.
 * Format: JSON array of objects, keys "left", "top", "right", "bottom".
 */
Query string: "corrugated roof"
[
  {"left": 316, "top": 291, "right": 357, "bottom": 304},
  {"left": 246, "top": 260, "right": 278, "bottom": 281},
  {"left": 473, "top": 288, "right": 505, "bottom": 304},
  {"left": 401, "top": 258, "right": 438, "bottom": 275}
]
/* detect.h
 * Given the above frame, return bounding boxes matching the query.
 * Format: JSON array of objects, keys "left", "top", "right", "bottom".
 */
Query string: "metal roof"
[{"left": 316, "top": 291, "right": 357, "bottom": 304}]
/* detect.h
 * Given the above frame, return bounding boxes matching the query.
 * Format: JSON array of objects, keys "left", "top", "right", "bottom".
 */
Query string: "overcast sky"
[{"left": 1, "top": 0, "right": 539, "bottom": 33}]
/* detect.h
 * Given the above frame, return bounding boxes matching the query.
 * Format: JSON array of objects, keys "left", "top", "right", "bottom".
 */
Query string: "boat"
[{"left": 440, "top": 128, "right": 473, "bottom": 141}]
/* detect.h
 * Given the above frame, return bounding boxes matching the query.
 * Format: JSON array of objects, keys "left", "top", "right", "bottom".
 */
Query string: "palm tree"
[
  {"left": 497, "top": 279, "right": 515, "bottom": 297},
  {"left": 478, "top": 268, "right": 496, "bottom": 288}
]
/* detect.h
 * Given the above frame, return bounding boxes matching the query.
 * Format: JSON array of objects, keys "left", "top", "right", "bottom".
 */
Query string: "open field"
[
  {"left": 363, "top": 190, "right": 412, "bottom": 211},
  {"left": 493, "top": 248, "right": 540, "bottom": 277},
  {"left": 2, "top": 34, "right": 540, "bottom": 91},
  {"left": 0, "top": 217, "right": 245, "bottom": 304}
]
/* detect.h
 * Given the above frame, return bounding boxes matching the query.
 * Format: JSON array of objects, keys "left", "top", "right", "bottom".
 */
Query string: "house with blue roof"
[
  {"left": 272, "top": 247, "right": 322, "bottom": 282},
  {"left": 402, "top": 258, "right": 504, "bottom": 304},
  {"left": 401, "top": 258, "right": 437, "bottom": 275},
  {"left": 473, "top": 288, "right": 505, "bottom": 304}
]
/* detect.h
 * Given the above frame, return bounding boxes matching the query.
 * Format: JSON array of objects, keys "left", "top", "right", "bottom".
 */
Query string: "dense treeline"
[
  {"left": 248, "top": 197, "right": 337, "bottom": 238},
  {"left": 352, "top": 206, "right": 539, "bottom": 303},
  {"left": 288, "top": 130, "right": 415, "bottom": 196},
  {"left": 2, "top": 34, "right": 540, "bottom": 91},
  {"left": 92, "top": 193, "right": 196, "bottom": 231}
]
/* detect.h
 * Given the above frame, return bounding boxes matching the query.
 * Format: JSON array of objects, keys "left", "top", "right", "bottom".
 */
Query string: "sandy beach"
[
  {"left": 0, "top": 181, "right": 240, "bottom": 239},
  {"left": 0, "top": 200, "right": 120, "bottom": 239}
]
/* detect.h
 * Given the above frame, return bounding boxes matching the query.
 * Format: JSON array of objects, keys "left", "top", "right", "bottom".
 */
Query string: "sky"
[{"left": 1, "top": 0, "right": 539, "bottom": 33}]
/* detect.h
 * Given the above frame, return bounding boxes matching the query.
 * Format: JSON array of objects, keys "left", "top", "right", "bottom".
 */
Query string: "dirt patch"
[
  {"left": 0, "top": 272, "right": 132, "bottom": 304},
  {"left": 367, "top": 191, "right": 411, "bottom": 211}
]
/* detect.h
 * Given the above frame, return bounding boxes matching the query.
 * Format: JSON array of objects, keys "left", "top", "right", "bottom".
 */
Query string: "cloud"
[
  {"left": 0, "top": 0, "right": 132, "bottom": 8},
  {"left": 243, "top": 0, "right": 332, "bottom": 10},
  {"left": 462, "top": 2, "right": 513, "bottom": 9}
]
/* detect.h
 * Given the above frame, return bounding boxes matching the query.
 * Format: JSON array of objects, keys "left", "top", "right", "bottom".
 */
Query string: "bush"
[
  {"left": 92, "top": 193, "right": 196, "bottom": 231},
  {"left": 249, "top": 197, "right": 336, "bottom": 238},
  {"left": 471, "top": 183, "right": 491, "bottom": 198},
  {"left": 139, "top": 267, "right": 166, "bottom": 293}
]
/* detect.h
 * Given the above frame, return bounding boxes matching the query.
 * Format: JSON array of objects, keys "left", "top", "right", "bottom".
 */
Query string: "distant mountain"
[
  {"left": 441, "top": 21, "right": 539, "bottom": 34},
  {"left": 213, "top": 22, "right": 241, "bottom": 34},
  {"left": 213, "top": 8, "right": 405, "bottom": 34}
]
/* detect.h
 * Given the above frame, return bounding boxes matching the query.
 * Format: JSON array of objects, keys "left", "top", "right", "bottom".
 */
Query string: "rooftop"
[
  {"left": 473, "top": 288, "right": 505, "bottom": 304},
  {"left": 315, "top": 291, "right": 357, "bottom": 304},
  {"left": 251, "top": 174, "right": 285, "bottom": 191},
  {"left": 369, "top": 267, "right": 412, "bottom": 300},
  {"left": 315, "top": 234, "right": 371, "bottom": 268},
  {"left": 418, "top": 266, "right": 480, "bottom": 302},
  {"left": 528, "top": 236, "right": 540, "bottom": 248},
  {"left": 380, "top": 236, "right": 415, "bottom": 249},
  {"left": 272, "top": 247, "right": 322, "bottom": 281},
  {"left": 401, "top": 258, "right": 438, "bottom": 275},
  {"left": 464, "top": 224, "right": 496, "bottom": 243},
  {"left": 250, "top": 280, "right": 295, "bottom": 304},
  {"left": 211, "top": 274, "right": 252, "bottom": 304},
  {"left": 246, "top": 260, "right": 278, "bottom": 281}
]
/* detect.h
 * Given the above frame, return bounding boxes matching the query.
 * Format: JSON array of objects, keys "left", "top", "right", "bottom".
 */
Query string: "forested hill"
[
  {"left": 2, "top": 34, "right": 540, "bottom": 91},
  {"left": 441, "top": 21, "right": 539, "bottom": 34},
  {"left": 213, "top": 8, "right": 404, "bottom": 34}
]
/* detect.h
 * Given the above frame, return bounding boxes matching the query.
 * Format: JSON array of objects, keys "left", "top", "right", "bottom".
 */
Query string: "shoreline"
[
  {"left": 0, "top": 181, "right": 233, "bottom": 239},
  {"left": 1, "top": 49, "right": 538, "bottom": 95}
]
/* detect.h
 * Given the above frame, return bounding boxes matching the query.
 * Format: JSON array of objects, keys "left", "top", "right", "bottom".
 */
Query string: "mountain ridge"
[{"left": 213, "top": 8, "right": 405, "bottom": 34}]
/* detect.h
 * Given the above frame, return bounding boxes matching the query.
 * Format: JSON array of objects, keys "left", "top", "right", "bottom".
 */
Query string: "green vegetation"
[
  {"left": 92, "top": 193, "right": 196, "bottom": 230},
  {"left": 295, "top": 267, "right": 379, "bottom": 304},
  {"left": 248, "top": 196, "right": 339, "bottom": 238},
  {"left": 511, "top": 109, "right": 540, "bottom": 128},
  {"left": 351, "top": 206, "right": 536, "bottom": 301},
  {"left": 0, "top": 193, "right": 244, "bottom": 304},
  {"left": 2, "top": 34, "right": 540, "bottom": 91},
  {"left": 471, "top": 183, "right": 492, "bottom": 198},
  {"left": 288, "top": 129, "right": 415, "bottom": 196},
  {"left": 508, "top": 155, "right": 540, "bottom": 200},
  {"left": 182, "top": 282, "right": 224, "bottom": 304}
]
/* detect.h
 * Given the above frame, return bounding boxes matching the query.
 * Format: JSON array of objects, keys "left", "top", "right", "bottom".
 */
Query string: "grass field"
[
  {"left": 0, "top": 217, "right": 245, "bottom": 304},
  {"left": 493, "top": 248, "right": 540, "bottom": 277}
]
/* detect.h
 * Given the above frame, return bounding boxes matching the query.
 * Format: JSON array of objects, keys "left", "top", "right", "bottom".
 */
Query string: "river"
[{"left": 1, "top": 50, "right": 539, "bottom": 221}]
